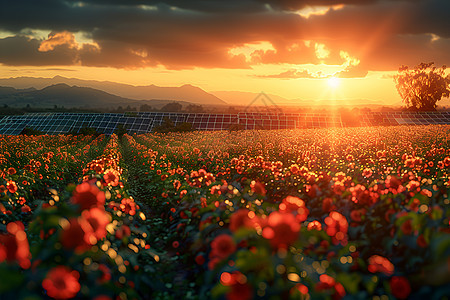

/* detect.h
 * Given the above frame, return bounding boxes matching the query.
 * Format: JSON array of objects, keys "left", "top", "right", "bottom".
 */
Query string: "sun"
[{"left": 328, "top": 77, "right": 340, "bottom": 88}]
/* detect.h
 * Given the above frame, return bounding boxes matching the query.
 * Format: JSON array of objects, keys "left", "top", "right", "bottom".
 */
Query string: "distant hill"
[
  {"left": 0, "top": 84, "right": 198, "bottom": 109},
  {"left": 0, "top": 76, "right": 227, "bottom": 106}
]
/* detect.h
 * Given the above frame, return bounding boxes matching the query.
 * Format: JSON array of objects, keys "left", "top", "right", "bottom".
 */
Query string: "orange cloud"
[{"left": 38, "top": 31, "right": 78, "bottom": 52}]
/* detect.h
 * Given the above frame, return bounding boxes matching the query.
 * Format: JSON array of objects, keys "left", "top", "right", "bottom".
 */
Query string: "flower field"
[{"left": 1, "top": 125, "right": 450, "bottom": 300}]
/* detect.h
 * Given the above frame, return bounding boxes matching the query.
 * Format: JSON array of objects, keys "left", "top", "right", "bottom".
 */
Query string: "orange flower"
[
  {"left": 42, "top": 266, "right": 80, "bottom": 299},
  {"left": 6, "top": 180, "right": 17, "bottom": 194},
  {"left": 7, "top": 167, "right": 16, "bottom": 175},
  {"left": 103, "top": 169, "right": 119, "bottom": 186},
  {"left": 71, "top": 182, "right": 105, "bottom": 211},
  {"left": 290, "top": 164, "right": 300, "bottom": 174},
  {"left": 368, "top": 255, "right": 394, "bottom": 276},
  {"left": 120, "top": 198, "right": 138, "bottom": 215},
  {"left": 210, "top": 234, "right": 236, "bottom": 259}
]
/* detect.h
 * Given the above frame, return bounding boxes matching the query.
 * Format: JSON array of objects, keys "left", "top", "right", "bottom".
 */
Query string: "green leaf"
[{"left": 337, "top": 272, "right": 361, "bottom": 295}]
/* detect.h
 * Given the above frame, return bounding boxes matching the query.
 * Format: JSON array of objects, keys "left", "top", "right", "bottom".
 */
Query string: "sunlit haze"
[{"left": 0, "top": 0, "right": 449, "bottom": 106}]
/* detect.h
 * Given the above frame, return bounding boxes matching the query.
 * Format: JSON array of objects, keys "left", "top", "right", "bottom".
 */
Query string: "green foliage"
[
  {"left": 114, "top": 123, "right": 128, "bottom": 137},
  {"left": 160, "top": 102, "right": 182, "bottom": 112},
  {"left": 20, "top": 127, "right": 45, "bottom": 135},
  {"left": 394, "top": 62, "right": 450, "bottom": 111},
  {"left": 153, "top": 117, "right": 194, "bottom": 133},
  {"left": 77, "top": 127, "right": 102, "bottom": 136}
]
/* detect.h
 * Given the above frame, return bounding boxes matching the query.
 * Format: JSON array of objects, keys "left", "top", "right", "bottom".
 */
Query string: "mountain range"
[
  {"left": 0, "top": 83, "right": 208, "bottom": 110},
  {"left": 1, "top": 75, "right": 438, "bottom": 109},
  {"left": 0, "top": 76, "right": 227, "bottom": 107}
]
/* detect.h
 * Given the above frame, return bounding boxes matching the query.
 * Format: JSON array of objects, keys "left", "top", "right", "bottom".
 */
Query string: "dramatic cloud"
[
  {"left": 0, "top": 0, "right": 448, "bottom": 72},
  {"left": 38, "top": 31, "right": 78, "bottom": 52},
  {"left": 256, "top": 69, "right": 319, "bottom": 79}
]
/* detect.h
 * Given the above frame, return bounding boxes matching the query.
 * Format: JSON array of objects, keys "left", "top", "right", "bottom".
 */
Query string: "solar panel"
[{"left": 0, "top": 111, "right": 449, "bottom": 135}]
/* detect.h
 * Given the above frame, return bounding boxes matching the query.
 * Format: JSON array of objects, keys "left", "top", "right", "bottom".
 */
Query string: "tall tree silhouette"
[{"left": 394, "top": 62, "right": 450, "bottom": 111}]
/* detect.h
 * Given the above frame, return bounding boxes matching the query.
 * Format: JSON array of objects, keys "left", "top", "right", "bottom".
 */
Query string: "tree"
[
  {"left": 153, "top": 117, "right": 194, "bottom": 133},
  {"left": 160, "top": 102, "right": 182, "bottom": 112},
  {"left": 185, "top": 104, "right": 204, "bottom": 113},
  {"left": 140, "top": 104, "right": 155, "bottom": 111},
  {"left": 394, "top": 62, "right": 450, "bottom": 111}
]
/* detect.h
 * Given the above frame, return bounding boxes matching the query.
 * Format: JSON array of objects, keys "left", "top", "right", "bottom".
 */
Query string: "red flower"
[
  {"left": 279, "top": 196, "right": 309, "bottom": 222},
  {"left": 21, "top": 205, "right": 31, "bottom": 213},
  {"left": 262, "top": 211, "right": 300, "bottom": 249},
  {"left": 417, "top": 234, "right": 428, "bottom": 248},
  {"left": 390, "top": 276, "right": 411, "bottom": 299},
  {"left": 385, "top": 175, "right": 402, "bottom": 190},
  {"left": 120, "top": 198, "right": 138, "bottom": 215},
  {"left": 315, "top": 274, "right": 345, "bottom": 300},
  {"left": 60, "top": 218, "right": 91, "bottom": 252},
  {"left": 195, "top": 254, "right": 205, "bottom": 265},
  {"left": 0, "top": 221, "right": 30, "bottom": 269},
  {"left": 7, "top": 167, "right": 16, "bottom": 175},
  {"left": 350, "top": 209, "right": 366, "bottom": 222},
  {"left": 368, "top": 255, "right": 394, "bottom": 276},
  {"left": 71, "top": 183, "right": 105, "bottom": 211},
  {"left": 250, "top": 180, "right": 266, "bottom": 196},
  {"left": 81, "top": 207, "right": 110, "bottom": 243},
  {"left": 406, "top": 180, "right": 421, "bottom": 192},
  {"left": 307, "top": 220, "right": 322, "bottom": 231},
  {"left": 97, "top": 264, "right": 112, "bottom": 283},
  {"left": 362, "top": 168, "right": 373, "bottom": 178},
  {"left": 325, "top": 211, "right": 348, "bottom": 245},
  {"left": 42, "top": 266, "right": 80, "bottom": 299},
  {"left": 115, "top": 225, "right": 131, "bottom": 240},
  {"left": 229, "top": 209, "right": 255, "bottom": 232},
  {"left": 400, "top": 219, "right": 413, "bottom": 235},
  {"left": 322, "top": 197, "right": 336, "bottom": 212},
  {"left": 221, "top": 272, "right": 253, "bottom": 300},
  {"left": 210, "top": 234, "right": 236, "bottom": 259}
]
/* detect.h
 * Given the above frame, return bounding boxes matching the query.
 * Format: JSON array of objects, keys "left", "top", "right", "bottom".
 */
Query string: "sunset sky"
[{"left": 0, "top": 0, "right": 449, "bottom": 105}]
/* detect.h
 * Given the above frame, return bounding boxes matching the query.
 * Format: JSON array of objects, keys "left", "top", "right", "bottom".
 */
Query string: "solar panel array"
[
  {"left": 237, "top": 113, "right": 342, "bottom": 129},
  {"left": 359, "top": 111, "right": 450, "bottom": 126},
  {"left": 0, "top": 111, "right": 449, "bottom": 135}
]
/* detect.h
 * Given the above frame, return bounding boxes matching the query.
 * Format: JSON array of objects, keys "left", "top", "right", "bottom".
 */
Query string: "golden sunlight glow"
[
  {"left": 315, "top": 43, "right": 330, "bottom": 60},
  {"left": 296, "top": 5, "right": 345, "bottom": 18},
  {"left": 328, "top": 77, "right": 340, "bottom": 88},
  {"left": 228, "top": 41, "right": 276, "bottom": 62}
]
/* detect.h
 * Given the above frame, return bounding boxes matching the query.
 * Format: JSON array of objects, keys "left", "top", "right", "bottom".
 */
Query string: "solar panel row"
[
  {"left": 359, "top": 111, "right": 450, "bottom": 127},
  {"left": 0, "top": 111, "right": 449, "bottom": 135}
]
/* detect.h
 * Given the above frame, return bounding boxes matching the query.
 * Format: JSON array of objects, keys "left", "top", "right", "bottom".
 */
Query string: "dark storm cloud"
[
  {"left": 0, "top": 0, "right": 449, "bottom": 73},
  {"left": 0, "top": 35, "right": 78, "bottom": 66}
]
